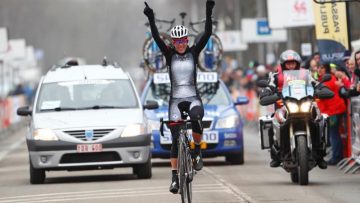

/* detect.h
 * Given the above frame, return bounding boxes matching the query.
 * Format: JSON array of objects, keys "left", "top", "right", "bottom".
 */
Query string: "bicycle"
[
  {"left": 142, "top": 18, "right": 175, "bottom": 73},
  {"left": 160, "top": 117, "right": 197, "bottom": 203},
  {"left": 189, "top": 19, "right": 223, "bottom": 72}
]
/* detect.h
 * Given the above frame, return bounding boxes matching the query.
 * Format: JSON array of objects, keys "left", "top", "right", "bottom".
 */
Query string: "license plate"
[
  {"left": 160, "top": 131, "right": 219, "bottom": 144},
  {"left": 77, "top": 144, "right": 103, "bottom": 153}
]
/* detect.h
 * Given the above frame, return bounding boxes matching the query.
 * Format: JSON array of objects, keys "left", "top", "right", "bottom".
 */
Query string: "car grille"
[
  {"left": 60, "top": 152, "right": 121, "bottom": 164},
  {"left": 64, "top": 129, "right": 115, "bottom": 141}
]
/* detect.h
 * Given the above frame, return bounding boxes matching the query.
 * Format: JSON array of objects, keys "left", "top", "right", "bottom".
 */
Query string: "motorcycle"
[{"left": 258, "top": 69, "right": 333, "bottom": 185}]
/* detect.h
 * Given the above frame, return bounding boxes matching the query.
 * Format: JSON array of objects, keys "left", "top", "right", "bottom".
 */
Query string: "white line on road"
[
  {"left": 0, "top": 184, "right": 229, "bottom": 203},
  {"left": 202, "top": 167, "right": 256, "bottom": 203},
  {"left": 1, "top": 190, "right": 231, "bottom": 203},
  {"left": 0, "top": 137, "right": 25, "bottom": 162}
]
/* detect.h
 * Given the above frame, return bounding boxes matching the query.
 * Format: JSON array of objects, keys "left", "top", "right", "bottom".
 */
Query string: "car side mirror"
[
  {"left": 143, "top": 100, "right": 159, "bottom": 110},
  {"left": 17, "top": 106, "right": 32, "bottom": 116},
  {"left": 234, "top": 96, "right": 249, "bottom": 105}
]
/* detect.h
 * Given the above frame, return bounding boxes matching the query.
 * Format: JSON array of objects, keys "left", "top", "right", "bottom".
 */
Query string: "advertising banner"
[
  {"left": 267, "top": 0, "right": 315, "bottom": 29},
  {"left": 313, "top": 1, "right": 349, "bottom": 65}
]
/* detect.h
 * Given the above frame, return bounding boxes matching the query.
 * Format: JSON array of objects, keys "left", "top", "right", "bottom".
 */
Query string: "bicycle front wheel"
[
  {"left": 185, "top": 146, "right": 193, "bottom": 202},
  {"left": 179, "top": 143, "right": 192, "bottom": 203}
]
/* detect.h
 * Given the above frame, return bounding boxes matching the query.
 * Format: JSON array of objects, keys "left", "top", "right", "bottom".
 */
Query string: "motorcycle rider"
[
  {"left": 143, "top": 0, "right": 215, "bottom": 194},
  {"left": 260, "top": 50, "right": 328, "bottom": 169}
]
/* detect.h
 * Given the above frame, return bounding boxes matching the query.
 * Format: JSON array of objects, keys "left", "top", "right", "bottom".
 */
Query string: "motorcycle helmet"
[
  {"left": 170, "top": 25, "right": 189, "bottom": 39},
  {"left": 279, "top": 50, "right": 302, "bottom": 70}
]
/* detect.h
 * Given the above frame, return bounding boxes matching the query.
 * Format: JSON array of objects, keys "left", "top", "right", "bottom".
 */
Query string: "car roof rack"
[{"left": 102, "top": 56, "right": 122, "bottom": 68}]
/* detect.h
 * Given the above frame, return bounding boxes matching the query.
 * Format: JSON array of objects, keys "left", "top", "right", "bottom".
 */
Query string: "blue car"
[{"left": 141, "top": 72, "right": 248, "bottom": 164}]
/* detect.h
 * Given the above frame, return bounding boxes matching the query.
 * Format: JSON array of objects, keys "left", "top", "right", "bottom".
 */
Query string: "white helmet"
[{"left": 170, "top": 25, "right": 189, "bottom": 39}]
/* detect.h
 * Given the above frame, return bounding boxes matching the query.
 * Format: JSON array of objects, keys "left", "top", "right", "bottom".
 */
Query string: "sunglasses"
[{"left": 172, "top": 38, "right": 188, "bottom": 45}]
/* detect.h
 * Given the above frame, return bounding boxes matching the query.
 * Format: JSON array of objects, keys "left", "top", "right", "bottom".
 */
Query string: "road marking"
[
  {"left": 1, "top": 190, "right": 232, "bottom": 203},
  {"left": 0, "top": 184, "right": 230, "bottom": 203},
  {"left": 0, "top": 165, "right": 27, "bottom": 173},
  {"left": 203, "top": 167, "right": 256, "bottom": 203},
  {"left": 0, "top": 137, "right": 25, "bottom": 162}
]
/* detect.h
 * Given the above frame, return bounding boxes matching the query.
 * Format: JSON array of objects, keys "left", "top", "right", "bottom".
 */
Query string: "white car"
[{"left": 17, "top": 61, "right": 158, "bottom": 184}]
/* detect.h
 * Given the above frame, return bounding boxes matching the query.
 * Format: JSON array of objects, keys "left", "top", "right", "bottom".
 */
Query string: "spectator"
[
  {"left": 10, "top": 84, "right": 25, "bottom": 96},
  {"left": 312, "top": 52, "right": 321, "bottom": 64},
  {"left": 309, "top": 59, "right": 319, "bottom": 80},
  {"left": 335, "top": 66, "right": 351, "bottom": 89},
  {"left": 317, "top": 63, "right": 347, "bottom": 165},
  {"left": 355, "top": 50, "right": 360, "bottom": 69}
]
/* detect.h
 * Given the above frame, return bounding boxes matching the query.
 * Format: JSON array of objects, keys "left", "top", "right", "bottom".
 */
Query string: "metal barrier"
[{"left": 337, "top": 95, "right": 360, "bottom": 173}]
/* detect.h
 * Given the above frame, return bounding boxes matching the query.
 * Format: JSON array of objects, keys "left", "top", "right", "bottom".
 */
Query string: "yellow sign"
[{"left": 313, "top": 1, "right": 349, "bottom": 49}]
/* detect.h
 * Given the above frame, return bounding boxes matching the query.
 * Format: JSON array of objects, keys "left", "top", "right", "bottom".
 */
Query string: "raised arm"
[
  {"left": 143, "top": 2, "right": 169, "bottom": 54},
  {"left": 193, "top": 0, "right": 215, "bottom": 54}
]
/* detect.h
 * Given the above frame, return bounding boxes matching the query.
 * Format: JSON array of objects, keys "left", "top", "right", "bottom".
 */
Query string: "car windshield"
[
  {"left": 144, "top": 82, "right": 231, "bottom": 106},
  {"left": 36, "top": 79, "right": 139, "bottom": 112}
]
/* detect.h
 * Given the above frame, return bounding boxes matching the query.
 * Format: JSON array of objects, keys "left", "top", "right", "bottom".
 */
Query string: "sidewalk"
[{"left": 0, "top": 123, "right": 26, "bottom": 162}]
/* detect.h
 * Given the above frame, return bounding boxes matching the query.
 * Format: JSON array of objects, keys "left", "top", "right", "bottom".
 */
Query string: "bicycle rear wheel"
[
  {"left": 142, "top": 33, "right": 172, "bottom": 73},
  {"left": 196, "top": 34, "right": 223, "bottom": 72}
]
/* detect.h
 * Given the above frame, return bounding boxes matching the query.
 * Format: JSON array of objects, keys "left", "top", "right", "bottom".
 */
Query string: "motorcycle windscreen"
[{"left": 281, "top": 70, "right": 314, "bottom": 100}]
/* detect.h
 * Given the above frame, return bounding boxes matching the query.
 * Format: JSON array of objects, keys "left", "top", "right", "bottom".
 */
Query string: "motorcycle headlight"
[
  {"left": 285, "top": 101, "right": 299, "bottom": 113},
  {"left": 300, "top": 101, "right": 312, "bottom": 113},
  {"left": 33, "top": 129, "right": 58, "bottom": 141},
  {"left": 147, "top": 120, "right": 160, "bottom": 132},
  {"left": 215, "top": 115, "right": 239, "bottom": 129},
  {"left": 121, "top": 124, "right": 146, "bottom": 137}
]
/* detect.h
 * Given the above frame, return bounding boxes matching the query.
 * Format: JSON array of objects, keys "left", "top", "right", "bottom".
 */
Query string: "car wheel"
[
  {"left": 225, "top": 150, "right": 244, "bottom": 165},
  {"left": 30, "top": 161, "right": 45, "bottom": 184},
  {"left": 133, "top": 157, "right": 152, "bottom": 179}
]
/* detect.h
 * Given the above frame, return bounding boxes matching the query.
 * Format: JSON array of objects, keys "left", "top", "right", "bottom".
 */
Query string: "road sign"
[
  {"left": 301, "top": 43, "right": 312, "bottom": 56},
  {"left": 242, "top": 18, "right": 287, "bottom": 43},
  {"left": 216, "top": 30, "right": 248, "bottom": 52},
  {"left": 257, "top": 20, "right": 271, "bottom": 35}
]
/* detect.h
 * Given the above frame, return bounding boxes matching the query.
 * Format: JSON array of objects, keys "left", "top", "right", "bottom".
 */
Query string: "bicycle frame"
[{"left": 204, "top": 38, "right": 214, "bottom": 70}]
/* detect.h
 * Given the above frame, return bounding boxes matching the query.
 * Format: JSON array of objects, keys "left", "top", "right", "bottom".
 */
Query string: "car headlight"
[
  {"left": 285, "top": 101, "right": 299, "bottom": 113},
  {"left": 300, "top": 101, "right": 312, "bottom": 113},
  {"left": 147, "top": 120, "right": 160, "bottom": 133},
  {"left": 121, "top": 124, "right": 146, "bottom": 137},
  {"left": 33, "top": 129, "right": 58, "bottom": 141},
  {"left": 215, "top": 115, "right": 239, "bottom": 129}
]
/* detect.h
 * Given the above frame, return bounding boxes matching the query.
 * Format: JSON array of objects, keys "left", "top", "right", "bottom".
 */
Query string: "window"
[{"left": 37, "top": 79, "right": 138, "bottom": 112}]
